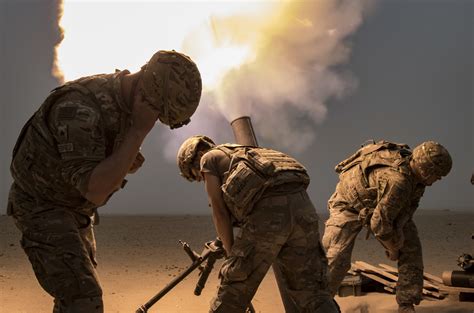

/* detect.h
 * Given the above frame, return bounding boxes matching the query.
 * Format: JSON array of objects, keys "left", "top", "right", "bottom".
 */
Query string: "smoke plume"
[
  {"left": 52, "top": 0, "right": 64, "bottom": 84},
  {"left": 170, "top": 0, "right": 373, "bottom": 154}
]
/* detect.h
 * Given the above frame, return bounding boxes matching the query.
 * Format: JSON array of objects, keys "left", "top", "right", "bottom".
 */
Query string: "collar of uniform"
[{"left": 112, "top": 69, "right": 131, "bottom": 114}]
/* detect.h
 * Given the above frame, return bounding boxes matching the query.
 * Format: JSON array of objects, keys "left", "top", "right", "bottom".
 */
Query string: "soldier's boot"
[{"left": 398, "top": 303, "right": 415, "bottom": 313}]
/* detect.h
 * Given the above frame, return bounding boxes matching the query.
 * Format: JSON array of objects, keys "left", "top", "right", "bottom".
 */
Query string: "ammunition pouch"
[{"left": 221, "top": 162, "right": 268, "bottom": 221}]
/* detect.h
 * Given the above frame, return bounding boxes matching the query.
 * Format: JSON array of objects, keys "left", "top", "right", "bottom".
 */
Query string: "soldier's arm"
[
  {"left": 203, "top": 172, "right": 234, "bottom": 254},
  {"left": 49, "top": 89, "right": 158, "bottom": 206},
  {"left": 85, "top": 89, "right": 159, "bottom": 205},
  {"left": 85, "top": 127, "right": 148, "bottom": 205},
  {"left": 370, "top": 171, "right": 411, "bottom": 250}
]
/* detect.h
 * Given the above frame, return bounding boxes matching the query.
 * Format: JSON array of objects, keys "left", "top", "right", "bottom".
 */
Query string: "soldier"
[
  {"left": 321, "top": 140, "right": 452, "bottom": 313},
  {"left": 177, "top": 135, "right": 339, "bottom": 313},
  {"left": 8, "top": 50, "right": 202, "bottom": 313}
]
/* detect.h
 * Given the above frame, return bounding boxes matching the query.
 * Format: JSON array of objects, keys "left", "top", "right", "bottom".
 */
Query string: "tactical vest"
[
  {"left": 215, "top": 144, "right": 310, "bottom": 221},
  {"left": 334, "top": 140, "right": 413, "bottom": 222}
]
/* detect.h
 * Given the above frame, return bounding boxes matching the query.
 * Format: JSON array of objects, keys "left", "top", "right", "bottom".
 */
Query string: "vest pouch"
[
  {"left": 246, "top": 150, "right": 276, "bottom": 176},
  {"left": 272, "top": 171, "right": 310, "bottom": 189},
  {"left": 221, "top": 161, "right": 267, "bottom": 221}
]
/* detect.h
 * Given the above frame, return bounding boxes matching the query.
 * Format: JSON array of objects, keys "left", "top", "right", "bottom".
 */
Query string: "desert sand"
[{"left": 1, "top": 210, "right": 473, "bottom": 313}]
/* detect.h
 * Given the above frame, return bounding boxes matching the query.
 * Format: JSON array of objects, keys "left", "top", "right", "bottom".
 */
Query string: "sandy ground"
[{"left": 1, "top": 210, "right": 473, "bottom": 313}]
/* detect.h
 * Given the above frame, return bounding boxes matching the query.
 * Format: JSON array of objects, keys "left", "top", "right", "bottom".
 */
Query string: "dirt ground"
[{"left": 1, "top": 210, "right": 473, "bottom": 313}]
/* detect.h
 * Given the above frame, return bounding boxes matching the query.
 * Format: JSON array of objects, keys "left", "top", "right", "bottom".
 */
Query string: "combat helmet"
[
  {"left": 177, "top": 135, "right": 215, "bottom": 181},
  {"left": 412, "top": 141, "right": 452, "bottom": 181},
  {"left": 141, "top": 50, "right": 202, "bottom": 129}
]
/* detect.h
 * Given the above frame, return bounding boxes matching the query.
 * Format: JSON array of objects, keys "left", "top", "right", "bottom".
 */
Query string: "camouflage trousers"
[
  {"left": 322, "top": 192, "right": 424, "bottom": 306},
  {"left": 11, "top": 204, "right": 103, "bottom": 313},
  {"left": 210, "top": 191, "right": 334, "bottom": 313}
]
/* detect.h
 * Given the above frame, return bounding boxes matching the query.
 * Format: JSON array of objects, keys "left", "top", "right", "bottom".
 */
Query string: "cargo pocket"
[
  {"left": 220, "top": 241, "right": 255, "bottom": 282},
  {"left": 20, "top": 236, "right": 59, "bottom": 297},
  {"left": 62, "top": 251, "right": 102, "bottom": 299},
  {"left": 297, "top": 213, "right": 320, "bottom": 245}
]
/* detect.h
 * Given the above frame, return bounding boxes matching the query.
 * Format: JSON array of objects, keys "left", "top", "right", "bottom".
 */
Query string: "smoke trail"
[
  {"left": 171, "top": 0, "right": 374, "bottom": 154},
  {"left": 52, "top": 0, "right": 64, "bottom": 84}
]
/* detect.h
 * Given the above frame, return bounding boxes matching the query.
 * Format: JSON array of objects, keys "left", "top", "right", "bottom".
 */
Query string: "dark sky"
[{"left": 1, "top": 0, "right": 472, "bottom": 215}]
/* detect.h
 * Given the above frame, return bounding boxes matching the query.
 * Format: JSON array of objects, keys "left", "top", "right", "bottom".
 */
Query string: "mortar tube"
[
  {"left": 230, "top": 116, "right": 298, "bottom": 313},
  {"left": 230, "top": 116, "right": 258, "bottom": 147}
]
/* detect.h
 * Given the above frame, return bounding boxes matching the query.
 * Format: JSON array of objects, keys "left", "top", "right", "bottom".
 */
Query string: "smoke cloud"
[
  {"left": 52, "top": 0, "right": 64, "bottom": 84},
  {"left": 53, "top": 0, "right": 373, "bottom": 159},
  {"left": 171, "top": 0, "right": 374, "bottom": 154}
]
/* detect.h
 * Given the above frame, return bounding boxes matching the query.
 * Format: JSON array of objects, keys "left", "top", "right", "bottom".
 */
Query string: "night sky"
[{"left": 1, "top": 0, "right": 472, "bottom": 214}]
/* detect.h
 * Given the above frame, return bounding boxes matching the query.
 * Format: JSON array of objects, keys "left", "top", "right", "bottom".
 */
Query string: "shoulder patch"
[{"left": 58, "top": 106, "right": 77, "bottom": 120}]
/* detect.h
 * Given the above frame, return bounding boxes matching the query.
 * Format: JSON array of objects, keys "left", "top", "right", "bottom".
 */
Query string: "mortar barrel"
[{"left": 230, "top": 116, "right": 258, "bottom": 146}]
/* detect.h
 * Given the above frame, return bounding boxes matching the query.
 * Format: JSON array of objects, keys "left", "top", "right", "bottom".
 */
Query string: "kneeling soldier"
[{"left": 177, "top": 135, "right": 338, "bottom": 313}]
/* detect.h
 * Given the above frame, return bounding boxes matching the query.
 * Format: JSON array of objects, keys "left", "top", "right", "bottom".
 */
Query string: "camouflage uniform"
[
  {"left": 8, "top": 70, "right": 132, "bottom": 312},
  {"left": 200, "top": 148, "right": 335, "bottom": 313},
  {"left": 321, "top": 142, "right": 426, "bottom": 306}
]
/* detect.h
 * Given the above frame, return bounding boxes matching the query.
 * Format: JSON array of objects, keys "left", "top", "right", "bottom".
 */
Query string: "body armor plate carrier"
[
  {"left": 216, "top": 144, "right": 310, "bottom": 221},
  {"left": 334, "top": 140, "right": 413, "bottom": 225}
]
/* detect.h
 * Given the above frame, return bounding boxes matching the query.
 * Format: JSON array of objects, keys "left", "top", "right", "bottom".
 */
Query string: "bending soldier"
[
  {"left": 322, "top": 140, "right": 452, "bottom": 313},
  {"left": 8, "top": 50, "right": 202, "bottom": 312},
  {"left": 177, "top": 135, "right": 339, "bottom": 313}
]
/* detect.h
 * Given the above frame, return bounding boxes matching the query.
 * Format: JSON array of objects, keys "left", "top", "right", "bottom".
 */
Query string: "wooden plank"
[
  {"left": 436, "top": 285, "right": 474, "bottom": 293},
  {"left": 355, "top": 261, "right": 444, "bottom": 299},
  {"left": 378, "top": 263, "right": 398, "bottom": 274},
  {"left": 378, "top": 264, "right": 440, "bottom": 290},
  {"left": 357, "top": 271, "right": 396, "bottom": 289},
  {"left": 383, "top": 286, "right": 395, "bottom": 294},
  {"left": 379, "top": 263, "right": 444, "bottom": 285},
  {"left": 355, "top": 261, "right": 398, "bottom": 281},
  {"left": 423, "top": 271, "right": 444, "bottom": 285}
]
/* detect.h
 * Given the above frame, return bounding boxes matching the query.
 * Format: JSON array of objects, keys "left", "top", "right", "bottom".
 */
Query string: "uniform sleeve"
[
  {"left": 370, "top": 169, "right": 411, "bottom": 241},
  {"left": 48, "top": 92, "right": 106, "bottom": 195},
  {"left": 200, "top": 150, "right": 222, "bottom": 177},
  {"left": 407, "top": 184, "right": 425, "bottom": 218}
]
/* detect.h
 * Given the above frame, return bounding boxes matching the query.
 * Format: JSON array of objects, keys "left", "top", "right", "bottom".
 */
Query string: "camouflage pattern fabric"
[
  {"left": 322, "top": 161, "right": 425, "bottom": 306},
  {"left": 9, "top": 70, "right": 131, "bottom": 215},
  {"left": 8, "top": 70, "right": 131, "bottom": 312},
  {"left": 210, "top": 190, "right": 334, "bottom": 313},
  {"left": 213, "top": 144, "right": 310, "bottom": 222},
  {"left": 12, "top": 202, "right": 103, "bottom": 312}
]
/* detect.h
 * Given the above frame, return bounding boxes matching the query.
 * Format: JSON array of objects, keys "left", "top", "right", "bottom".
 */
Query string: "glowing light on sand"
[{"left": 55, "top": 0, "right": 279, "bottom": 88}]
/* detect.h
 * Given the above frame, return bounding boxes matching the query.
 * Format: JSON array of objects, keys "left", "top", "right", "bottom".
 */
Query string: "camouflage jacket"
[
  {"left": 335, "top": 141, "right": 425, "bottom": 240},
  {"left": 9, "top": 70, "right": 131, "bottom": 216}
]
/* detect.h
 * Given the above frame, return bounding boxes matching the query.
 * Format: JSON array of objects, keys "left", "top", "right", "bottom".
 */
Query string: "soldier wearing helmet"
[
  {"left": 322, "top": 140, "right": 452, "bottom": 313},
  {"left": 177, "top": 136, "right": 340, "bottom": 313},
  {"left": 8, "top": 50, "right": 202, "bottom": 313}
]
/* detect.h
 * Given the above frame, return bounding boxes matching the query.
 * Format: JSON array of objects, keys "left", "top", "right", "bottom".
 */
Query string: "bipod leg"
[{"left": 135, "top": 253, "right": 210, "bottom": 313}]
